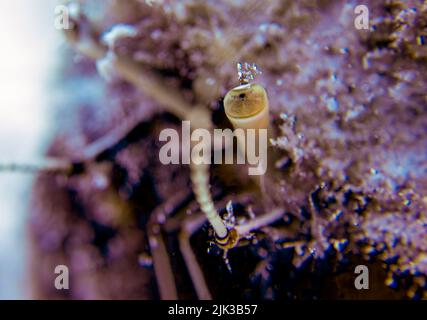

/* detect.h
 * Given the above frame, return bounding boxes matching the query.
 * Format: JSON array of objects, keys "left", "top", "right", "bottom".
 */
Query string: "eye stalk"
[
  {"left": 224, "top": 62, "right": 269, "bottom": 130},
  {"left": 223, "top": 83, "right": 270, "bottom": 130},
  {"left": 223, "top": 64, "right": 270, "bottom": 192}
]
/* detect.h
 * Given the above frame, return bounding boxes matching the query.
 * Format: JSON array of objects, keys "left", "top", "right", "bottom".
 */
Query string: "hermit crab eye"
[
  {"left": 223, "top": 62, "right": 269, "bottom": 130},
  {"left": 224, "top": 83, "right": 270, "bottom": 130}
]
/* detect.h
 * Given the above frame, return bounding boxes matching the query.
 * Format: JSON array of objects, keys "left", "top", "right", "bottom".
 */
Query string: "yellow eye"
[{"left": 224, "top": 83, "right": 270, "bottom": 130}]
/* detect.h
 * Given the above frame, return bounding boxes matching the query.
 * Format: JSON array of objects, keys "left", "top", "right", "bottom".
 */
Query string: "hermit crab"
[
  {"left": 3, "top": 0, "right": 427, "bottom": 300},
  {"left": 0, "top": 5, "right": 289, "bottom": 300},
  {"left": 62, "top": 11, "right": 286, "bottom": 300}
]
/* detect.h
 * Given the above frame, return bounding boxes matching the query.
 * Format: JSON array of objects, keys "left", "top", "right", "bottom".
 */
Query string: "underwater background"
[{"left": 0, "top": 0, "right": 426, "bottom": 299}]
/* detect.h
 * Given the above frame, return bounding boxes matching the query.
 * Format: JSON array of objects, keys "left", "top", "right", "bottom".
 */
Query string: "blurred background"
[{"left": 0, "top": 0, "right": 59, "bottom": 299}]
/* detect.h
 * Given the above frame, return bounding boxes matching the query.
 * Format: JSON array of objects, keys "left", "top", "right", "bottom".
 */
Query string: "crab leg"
[
  {"left": 179, "top": 213, "right": 212, "bottom": 300},
  {"left": 235, "top": 207, "right": 284, "bottom": 236},
  {"left": 147, "top": 190, "right": 191, "bottom": 299},
  {"left": 0, "top": 157, "right": 72, "bottom": 174},
  {"left": 64, "top": 10, "right": 195, "bottom": 121}
]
